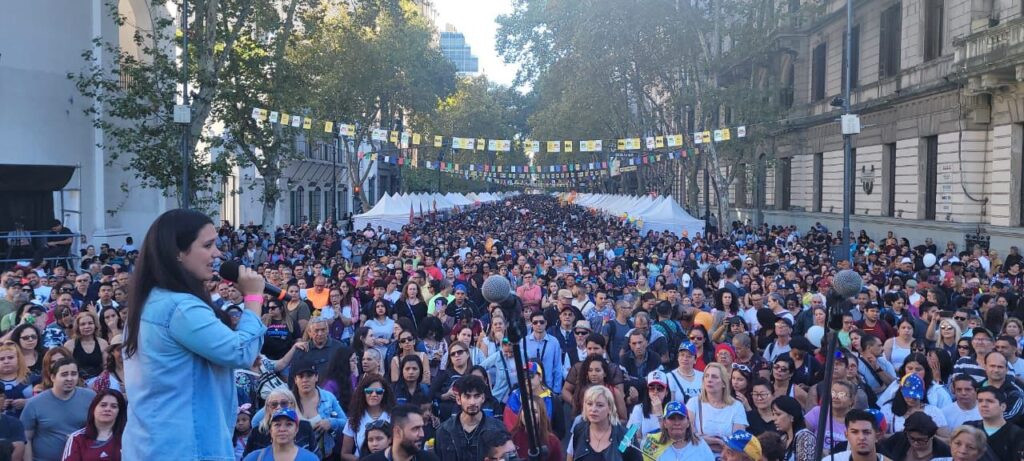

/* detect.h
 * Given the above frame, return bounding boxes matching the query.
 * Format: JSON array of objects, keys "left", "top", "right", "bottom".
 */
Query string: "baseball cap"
[
  {"left": 291, "top": 361, "right": 318, "bottom": 376},
  {"left": 677, "top": 340, "right": 697, "bottom": 356},
  {"left": 903, "top": 411, "right": 938, "bottom": 436},
  {"left": 663, "top": 401, "right": 687, "bottom": 419},
  {"left": 271, "top": 408, "right": 298, "bottom": 423},
  {"left": 970, "top": 327, "right": 994, "bottom": 340},
  {"left": 526, "top": 361, "right": 543, "bottom": 377},
  {"left": 725, "top": 430, "right": 762, "bottom": 461},
  {"left": 573, "top": 320, "right": 592, "bottom": 333},
  {"left": 646, "top": 370, "right": 667, "bottom": 387},
  {"left": 900, "top": 373, "right": 925, "bottom": 401},
  {"left": 901, "top": 257, "right": 913, "bottom": 264}
]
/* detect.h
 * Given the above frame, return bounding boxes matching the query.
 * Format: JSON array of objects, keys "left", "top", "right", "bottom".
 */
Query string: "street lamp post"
[
  {"left": 840, "top": 0, "right": 858, "bottom": 266},
  {"left": 179, "top": 0, "right": 191, "bottom": 209}
]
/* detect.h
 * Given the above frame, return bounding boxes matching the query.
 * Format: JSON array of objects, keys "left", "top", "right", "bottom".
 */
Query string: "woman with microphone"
[{"left": 122, "top": 209, "right": 268, "bottom": 460}]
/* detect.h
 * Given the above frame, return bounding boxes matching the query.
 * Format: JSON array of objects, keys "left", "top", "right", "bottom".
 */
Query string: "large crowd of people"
[{"left": 1, "top": 193, "right": 1024, "bottom": 461}]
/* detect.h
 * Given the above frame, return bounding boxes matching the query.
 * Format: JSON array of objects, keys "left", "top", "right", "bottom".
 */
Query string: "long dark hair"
[
  {"left": 347, "top": 373, "right": 396, "bottom": 432},
  {"left": 84, "top": 389, "right": 128, "bottom": 441},
  {"left": 125, "top": 209, "right": 226, "bottom": 357}
]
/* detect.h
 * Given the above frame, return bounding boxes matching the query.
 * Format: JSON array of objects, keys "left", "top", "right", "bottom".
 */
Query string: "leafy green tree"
[
  {"left": 294, "top": 0, "right": 456, "bottom": 211},
  {"left": 497, "top": 0, "right": 799, "bottom": 229},
  {"left": 70, "top": 0, "right": 258, "bottom": 211},
  {"left": 213, "top": 0, "right": 321, "bottom": 229}
]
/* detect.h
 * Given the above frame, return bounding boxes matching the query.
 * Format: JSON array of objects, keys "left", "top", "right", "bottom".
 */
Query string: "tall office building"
[{"left": 439, "top": 25, "right": 479, "bottom": 74}]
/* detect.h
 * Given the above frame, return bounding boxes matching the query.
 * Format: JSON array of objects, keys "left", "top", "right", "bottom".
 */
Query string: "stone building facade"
[{"left": 693, "top": 0, "right": 1024, "bottom": 250}]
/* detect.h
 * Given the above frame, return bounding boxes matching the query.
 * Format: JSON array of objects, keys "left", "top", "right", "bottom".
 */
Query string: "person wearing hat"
[
  {"left": 627, "top": 371, "right": 673, "bottom": 435},
  {"left": 763, "top": 317, "right": 793, "bottom": 362},
  {"left": 951, "top": 327, "right": 1006, "bottom": 385},
  {"left": 639, "top": 401, "right": 714, "bottom": 461},
  {"left": 561, "top": 320, "right": 593, "bottom": 374},
  {"left": 879, "top": 373, "right": 948, "bottom": 438},
  {"left": 722, "top": 430, "right": 762, "bottom": 461},
  {"left": 549, "top": 294, "right": 581, "bottom": 363},
  {"left": 877, "top": 411, "right": 949, "bottom": 461},
  {"left": 242, "top": 408, "right": 319, "bottom": 461}
]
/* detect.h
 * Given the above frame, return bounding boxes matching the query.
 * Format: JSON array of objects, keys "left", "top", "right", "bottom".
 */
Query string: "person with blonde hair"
[
  {"left": 933, "top": 425, "right": 988, "bottom": 461},
  {"left": 566, "top": 385, "right": 641, "bottom": 461},
  {"left": 0, "top": 343, "right": 31, "bottom": 416},
  {"left": 242, "top": 388, "right": 315, "bottom": 457},
  {"left": 64, "top": 311, "right": 108, "bottom": 380},
  {"left": 685, "top": 362, "right": 748, "bottom": 454}
]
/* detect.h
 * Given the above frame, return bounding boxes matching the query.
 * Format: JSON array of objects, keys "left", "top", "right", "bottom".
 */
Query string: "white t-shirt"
[
  {"left": 685, "top": 398, "right": 748, "bottom": 440},
  {"left": 655, "top": 440, "right": 716, "bottom": 461},
  {"left": 820, "top": 453, "right": 885, "bottom": 461},
  {"left": 627, "top": 405, "right": 661, "bottom": 436},
  {"left": 342, "top": 412, "right": 390, "bottom": 458},
  {"left": 941, "top": 402, "right": 980, "bottom": 430},
  {"left": 879, "top": 403, "right": 946, "bottom": 434},
  {"left": 666, "top": 369, "right": 703, "bottom": 403}
]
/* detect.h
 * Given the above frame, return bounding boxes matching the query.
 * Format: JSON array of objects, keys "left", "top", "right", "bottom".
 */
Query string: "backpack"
[{"left": 655, "top": 319, "right": 685, "bottom": 356}]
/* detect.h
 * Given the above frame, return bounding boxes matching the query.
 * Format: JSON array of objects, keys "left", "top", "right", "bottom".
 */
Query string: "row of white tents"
[
  {"left": 563, "top": 193, "right": 706, "bottom": 237},
  {"left": 353, "top": 192, "right": 513, "bottom": 230}
]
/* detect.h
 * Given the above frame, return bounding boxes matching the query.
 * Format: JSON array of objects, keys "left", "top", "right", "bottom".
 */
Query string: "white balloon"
[{"left": 923, "top": 253, "right": 936, "bottom": 268}]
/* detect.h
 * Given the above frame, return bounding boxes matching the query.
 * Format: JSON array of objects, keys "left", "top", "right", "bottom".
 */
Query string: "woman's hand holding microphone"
[{"left": 236, "top": 266, "right": 267, "bottom": 315}]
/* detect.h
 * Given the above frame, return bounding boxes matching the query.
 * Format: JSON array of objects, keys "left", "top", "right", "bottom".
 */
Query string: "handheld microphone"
[
  {"left": 219, "top": 261, "right": 291, "bottom": 302},
  {"left": 482, "top": 275, "right": 525, "bottom": 342}
]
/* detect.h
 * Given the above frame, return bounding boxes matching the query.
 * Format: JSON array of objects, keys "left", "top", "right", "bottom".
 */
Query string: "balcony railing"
[{"left": 953, "top": 17, "right": 1024, "bottom": 70}]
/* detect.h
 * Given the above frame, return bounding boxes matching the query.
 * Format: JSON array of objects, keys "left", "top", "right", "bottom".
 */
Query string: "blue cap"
[
  {"left": 725, "top": 430, "right": 762, "bottom": 460},
  {"left": 663, "top": 401, "right": 687, "bottom": 419},
  {"left": 271, "top": 408, "right": 298, "bottom": 423},
  {"left": 900, "top": 373, "right": 924, "bottom": 401},
  {"left": 677, "top": 340, "right": 697, "bottom": 355}
]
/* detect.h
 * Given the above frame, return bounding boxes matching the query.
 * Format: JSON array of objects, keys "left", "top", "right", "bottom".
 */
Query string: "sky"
[{"left": 432, "top": 0, "right": 519, "bottom": 87}]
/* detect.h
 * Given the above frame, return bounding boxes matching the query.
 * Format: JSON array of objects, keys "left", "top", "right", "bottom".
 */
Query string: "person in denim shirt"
[
  {"left": 122, "top": 209, "right": 267, "bottom": 460},
  {"left": 282, "top": 361, "right": 347, "bottom": 457}
]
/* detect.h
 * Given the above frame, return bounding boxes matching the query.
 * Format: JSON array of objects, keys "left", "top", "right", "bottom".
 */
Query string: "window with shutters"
[
  {"left": 884, "top": 143, "right": 896, "bottom": 217},
  {"left": 923, "top": 136, "right": 938, "bottom": 220},
  {"left": 924, "top": 0, "right": 944, "bottom": 62},
  {"left": 842, "top": 26, "right": 860, "bottom": 89},
  {"left": 778, "top": 158, "right": 792, "bottom": 210},
  {"left": 291, "top": 187, "right": 305, "bottom": 225},
  {"left": 879, "top": 3, "right": 902, "bottom": 78},
  {"left": 813, "top": 153, "right": 824, "bottom": 212},
  {"left": 735, "top": 164, "right": 748, "bottom": 208},
  {"left": 811, "top": 42, "right": 827, "bottom": 101}
]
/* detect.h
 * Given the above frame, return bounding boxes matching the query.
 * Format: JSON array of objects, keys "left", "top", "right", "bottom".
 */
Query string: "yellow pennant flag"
[
  {"left": 412, "top": 133, "right": 421, "bottom": 145},
  {"left": 564, "top": 141, "right": 573, "bottom": 153},
  {"left": 617, "top": 139, "right": 626, "bottom": 150},
  {"left": 323, "top": 121, "right": 334, "bottom": 133},
  {"left": 655, "top": 136, "right": 665, "bottom": 148},
  {"left": 547, "top": 141, "right": 561, "bottom": 153},
  {"left": 280, "top": 113, "right": 290, "bottom": 125},
  {"left": 302, "top": 118, "right": 312, "bottom": 130},
  {"left": 477, "top": 138, "right": 486, "bottom": 150},
  {"left": 701, "top": 131, "right": 712, "bottom": 144},
  {"left": 722, "top": 128, "right": 731, "bottom": 141},
  {"left": 434, "top": 135, "right": 443, "bottom": 148},
  {"left": 390, "top": 131, "right": 399, "bottom": 143}
]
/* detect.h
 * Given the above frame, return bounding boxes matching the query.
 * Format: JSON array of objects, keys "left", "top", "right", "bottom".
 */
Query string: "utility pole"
[
  {"left": 177, "top": 0, "right": 191, "bottom": 209},
  {"left": 840, "top": 0, "right": 859, "bottom": 266}
]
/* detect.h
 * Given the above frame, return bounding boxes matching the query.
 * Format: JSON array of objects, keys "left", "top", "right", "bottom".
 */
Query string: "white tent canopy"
[{"left": 568, "top": 193, "right": 704, "bottom": 237}]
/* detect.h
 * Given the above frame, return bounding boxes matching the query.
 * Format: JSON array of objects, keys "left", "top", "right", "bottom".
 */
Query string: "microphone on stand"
[
  {"left": 219, "top": 261, "right": 291, "bottom": 302},
  {"left": 814, "top": 269, "right": 863, "bottom": 460},
  {"left": 481, "top": 275, "right": 546, "bottom": 461}
]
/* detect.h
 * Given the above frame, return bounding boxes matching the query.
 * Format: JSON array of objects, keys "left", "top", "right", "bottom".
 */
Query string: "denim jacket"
[{"left": 123, "top": 288, "right": 266, "bottom": 460}]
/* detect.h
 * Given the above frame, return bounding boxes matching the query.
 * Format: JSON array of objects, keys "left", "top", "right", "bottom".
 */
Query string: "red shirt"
[{"left": 61, "top": 429, "right": 122, "bottom": 461}]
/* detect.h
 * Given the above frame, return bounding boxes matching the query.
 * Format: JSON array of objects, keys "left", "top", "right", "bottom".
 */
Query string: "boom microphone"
[
  {"left": 219, "top": 261, "right": 291, "bottom": 302},
  {"left": 832, "top": 269, "right": 864, "bottom": 299},
  {"left": 826, "top": 269, "right": 862, "bottom": 331},
  {"left": 481, "top": 275, "right": 513, "bottom": 304}
]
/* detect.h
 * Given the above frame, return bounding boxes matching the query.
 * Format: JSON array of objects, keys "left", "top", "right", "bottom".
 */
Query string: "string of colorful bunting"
[{"left": 250, "top": 107, "right": 747, "bottom": 154}]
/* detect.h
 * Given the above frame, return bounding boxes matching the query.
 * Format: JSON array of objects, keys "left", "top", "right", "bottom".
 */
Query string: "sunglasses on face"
[
  {"left": 958, "top": 345, "right": 970, "bottom": 350},
  {"left": 364, "top": 387, "right": 385, "bottom": 396},
  {"left": 773, "top": 365, "right": 790, "bottom": 372},
  {"left": 574, "top": 330, "right": 589, "bottom": 336},
  {"left": 954, "top": 316, "right": 967, "bottom": 321},
  {"left": 450, "top": 349, "right": 467, "bottom": 357},
  {"left": 399, "top": 337, "right": 415, "bottom": 344},
  {"left": 266, "top": 400, "right": 290, "bottom": 409},
  {"left": 19, "top": 334, "right": 37, "bottom": 341},
  {"left": 532, "top": 320, "right": 546, "bottom": 325}
]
